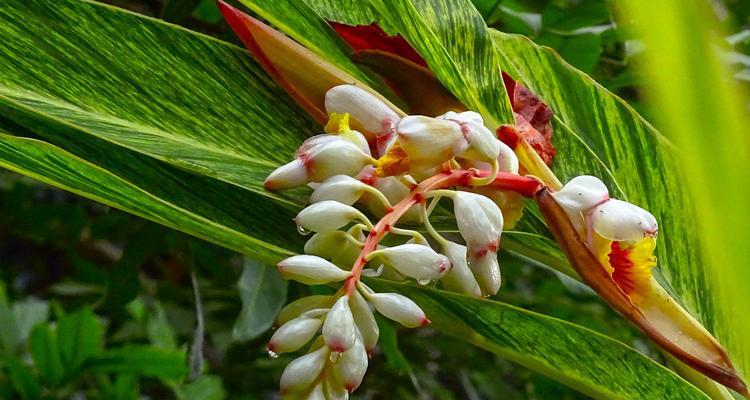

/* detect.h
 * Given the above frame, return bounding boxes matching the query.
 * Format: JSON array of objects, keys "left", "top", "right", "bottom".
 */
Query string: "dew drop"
[
  {"left": 267, "top": 350, "right": 279, "bottom": 359},
  {"left": 417, "top": 279, "right": 431, "bottom": 286},
  {"left": 329, "top": 351, "right": 343, "bottom": 363},
  {"left": 297, "top": 225, "right": 312, "bottom": 236}
]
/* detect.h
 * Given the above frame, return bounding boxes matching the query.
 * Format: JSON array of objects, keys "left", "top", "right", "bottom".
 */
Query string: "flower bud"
[
  {"left": 440, "top": 110, "right": 483, "bottom": 125},
  {"left": 277, "top": 295, "right": 334, "bottom": 325},
  {"left": 552, "top": 175, "right": 609, "bottom": 213},
  {"left": 305, "top": 140, "right": 374, "bottom": 182},
  {"left": 279, "top": 346, "right": 329, "bottom": 394},
  {"left": 497, "top": 140, "right": 519, "bottom": 174},
  {"left": 369, "top": 292, "right": 429, "bottom": 328},
  {"left": 440, "top": 242, "right": 482, "bottom": 297},
  {"left": 325, "top": 85, "right": 400, "bottom": 136},
  {"left": 469, "top": 252, "right": 501, "bottom": 296},
  {"left": 453, "top": 192, "right": 503, "bottom": 250},
  {"left": 332, "top": 336, "right": 368, "bottom": 392},
  {"left": 295, "top": 201, "right": 365, "bottom": 232},
  {"left": 373, "top": 243, "right": 451, "bottom": 282},
  {"left": 310, "top": 175, "right": 368, "bottom": 205},
  {"left": 264, "top": 158, "right": 308, "bottom": 191},
  {"left": 359, "top": 169, "right": 422, "bottom": 223},
  {"left": 323, "top": 296, "right": 357, "bottom": 352},
  {"left": 277, "top": 255, "right": 351, "bottom": 285},
  {"left": 396, "top": 115, "right": 468, "bottom": 169},
  {"left": 469, "top": 187, "right": 524, "bottom": 229},
  {"left": 304, "top": 231, "right": 350, "bottom": 260},
  {"left": 323, "top": 375, "right": 350, "bottom": 400},
  {"left": 592, "top": 199, "right": 658, "bottom": 241},
  {"left": 268, "top": 314, "right": 323, "bottom": 354},
  {"left": 350, "top": 291, "right": 379, "bottom": 353}
]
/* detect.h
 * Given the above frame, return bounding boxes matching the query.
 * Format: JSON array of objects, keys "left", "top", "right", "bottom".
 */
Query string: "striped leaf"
[
  {"left": 0, "top": 0, "right": 315, "bottom": 206},
  {"left": 367, "top": 279, "right": 708, "bottom": 400}
]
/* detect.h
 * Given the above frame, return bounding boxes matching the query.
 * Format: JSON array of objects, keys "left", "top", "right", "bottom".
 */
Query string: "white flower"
[
  {"left": 349, "top": 291, "right": 379, "bottom": 353},
  {"left": 396, "top": 115, "right": 468, "bottom": 169},
  {"left": 325, "top": 85, "right": 400, "bottom": 137},
  {"left": 279, "top": 346, "right": 329, "bottom": 394},
  {"left": 372, "top": 243, "right": 451, "bottom": 282},
  {"left": 332, "top": 335, "right": 368, "bottom": 392},
  {"left": 440, "top": 241, "right": 482, "bottom": 297},
  {"left": 265, "top": 134, "right": 373, "bottom": 190},
  {"left": 268, "top": 312, "right": 324, "bottom": 354},
  {"left": 307, "top": 382, "right": 326, "bottom": 400},
  {"left": 438, "top": 111, "right": 501, "bottom": 163},
  {"left": 453, "top": 191, "right": 503, "bottom": 250},
  {"left": 277, "top": 255, "right": 351, "bottom": 285},
  {"left": 469, "top": 252, "right": 501, "bottom": 296},
  {"left": 369, "top": 292, "right": 428, "bottom": 328},
  {"left": 592, "top": 199, "right": 658, "bottom": 241},
  {"left": 310, "top": 175, "right": 369, "bottom": 205},
  {"left": 322, "top": 296, "right": 357, "bottom": 352},
  {"left": 295, "top": 201, "right": 367, "bottom": 232},
  {"left": 552, "top": 175, "right": 610, "bottom": 213}
]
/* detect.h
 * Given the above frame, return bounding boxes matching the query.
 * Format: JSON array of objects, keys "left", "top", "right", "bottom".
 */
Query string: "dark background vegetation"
[{"left": 0, "top": 0, "right": 747, "bottom": 398}]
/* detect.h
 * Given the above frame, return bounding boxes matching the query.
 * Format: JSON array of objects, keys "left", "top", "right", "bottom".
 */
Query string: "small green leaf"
[
  {"left": 85, "top": 346, "right": 188, "bottom": 380},
  {"left": 0, "top": 355, "right": 42, "bottom": 400},
  {"left": 57, "top": 308, "right": 104, "bottom": 372},
  {"left": 232, "top": 260, "right": 288, "bottom": 342},
  {"left": 29, "top": 325, "right": 65, "bottom": 387},
  {"left": 174, "top": 375, "right": 227, "bottom": 400},
  {"left": 147, "top": 302, "right": 178, "bottom": 351}
]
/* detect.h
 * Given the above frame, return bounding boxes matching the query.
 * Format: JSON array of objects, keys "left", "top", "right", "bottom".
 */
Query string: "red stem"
[{"left": 343, "top": 170, "right": 542, "bottom": 295}]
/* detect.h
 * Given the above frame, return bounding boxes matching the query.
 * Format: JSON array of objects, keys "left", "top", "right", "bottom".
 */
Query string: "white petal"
[
  {"left": 453, "top": 192, "right": 503, "bottom": 249},
  {"left": 440, "top": 242, "right": 482, "bottom": 297},
  {"left": 397, "top": 115, "right": 468, "bottom": 169},
  {"left": 295, "top": 201, "right": 361, "bottom": 232},
  {"left": 277, "top": 255, "right": 351, "bottom": 285},
  {"left": 592, "top": 199, "right": 658, "bottom": 241},
  {"left": 459, "top": 121, "right": 502, "bottom": 163},
  {"left": 323, "top": 296, "right": 357, "bottom": 352},
  {"left": 264, "top": 158, "right": 309, "bottom": 190},
  {"left": 468, "top": 252, "right": 501, "bottom": 296},
  {"left": 497, "top": 140, "right": 519, "bottom": 174},
  {"left": 350, "top": 291, "right": 379, "bottom": 353},
  {"left": 268, "top": 316, "right": 323, "bottom": 354},
  {"left": 552, "top": 175, "right": 610, "bottom": 213},
  {"left": 332, "top": 336, "right": 368, "bottom": 392},
  {"left": 307, "top": 140, "right": 373, "bottom": 182},
  {"left": 370, "top": 292, "right": 428, "bottom": 328},
  {"left": 297, "top": 134, "right": 338, "bottom": 156},
  {"left": 307, "top": 382, "right": 326, "bottom": 400},
  {"left": 310, "top": 175, "right": 368, "bottom": 205},
  {"left": 279, "top": 346, "right": 329, "bottom": 394},
  {"left": 375, "top": 243, "right": 451, "bottom": 281},
  {"left": 325, "top": 85, "right": 400, "bottom": 135},
  {"left": 323, "top": 375, "right": 350, "bottom": 400},
  {"left": 438, "top": 110, "right": 484, "bottom": 125}
]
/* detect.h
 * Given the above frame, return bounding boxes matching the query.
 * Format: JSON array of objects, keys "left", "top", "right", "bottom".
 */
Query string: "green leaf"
[
  {"left": 147, "top": 302, "right": 179, "bottom": 351},
  {"left": 85, "top": 346, "right": 188, "bottom": 380},
  {"left": 0, "top": 283, "right": 19, "bottom": 352},
  {"left": 0, "top": 0, "right": 314, "bottom": 206},
  {"left": 232, "top": 259, "right": 288, "bottom": 342},
  {"left": 57, "top": 308, "right": 104, "bottom": 372},
  {"left": 0, "top": 130, "right": 297, "bottom": 265},
  {"left": 367, "top": 0, "right": 514, "bottom": 126},
  {"left": 174, "top": 375, "right": 227, "bottom": 400},
  {"left": 366, "top": 279, "right": 709, "bottom": 400},
  {"left": 620, "top": 0, "right": 750, "bottom": 387},
  {"left": 29, "top": 325, "right": 65, "bottom": 387},
  {"left": 0, "top": 355, "right": 42, "bottom": 400}
]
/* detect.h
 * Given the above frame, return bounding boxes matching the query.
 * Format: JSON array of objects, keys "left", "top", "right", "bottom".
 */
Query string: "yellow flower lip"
[{"left": 534, "top": 187, "right": 748, "bottom": 396}]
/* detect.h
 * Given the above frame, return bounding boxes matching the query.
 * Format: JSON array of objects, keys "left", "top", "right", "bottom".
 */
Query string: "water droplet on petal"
[
  {"left": 329, "top": 351, "right": 343, "bottom": 363},
  {"left": 417, "top": 279, "right": 431, "bottom": 286},
  {"left": 267, "top": 350, "right": 279, "bottom": 359},
  {"left": 297, "top": 225, "right": 312, "bottom": 236}
]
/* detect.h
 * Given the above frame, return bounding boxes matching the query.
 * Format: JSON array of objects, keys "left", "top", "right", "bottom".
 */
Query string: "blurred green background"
[{"left": 0, "top": 0, "right": 747, "bottom": 398}]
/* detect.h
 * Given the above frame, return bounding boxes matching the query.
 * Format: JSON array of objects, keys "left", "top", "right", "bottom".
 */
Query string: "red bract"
[{"left": 330, "top": 22, "right": 428, "bottom": 67}]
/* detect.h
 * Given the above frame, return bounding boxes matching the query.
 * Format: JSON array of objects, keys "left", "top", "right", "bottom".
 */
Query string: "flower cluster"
[{"left": 264, "top": 84, "right": 536, "bottom": 397}]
